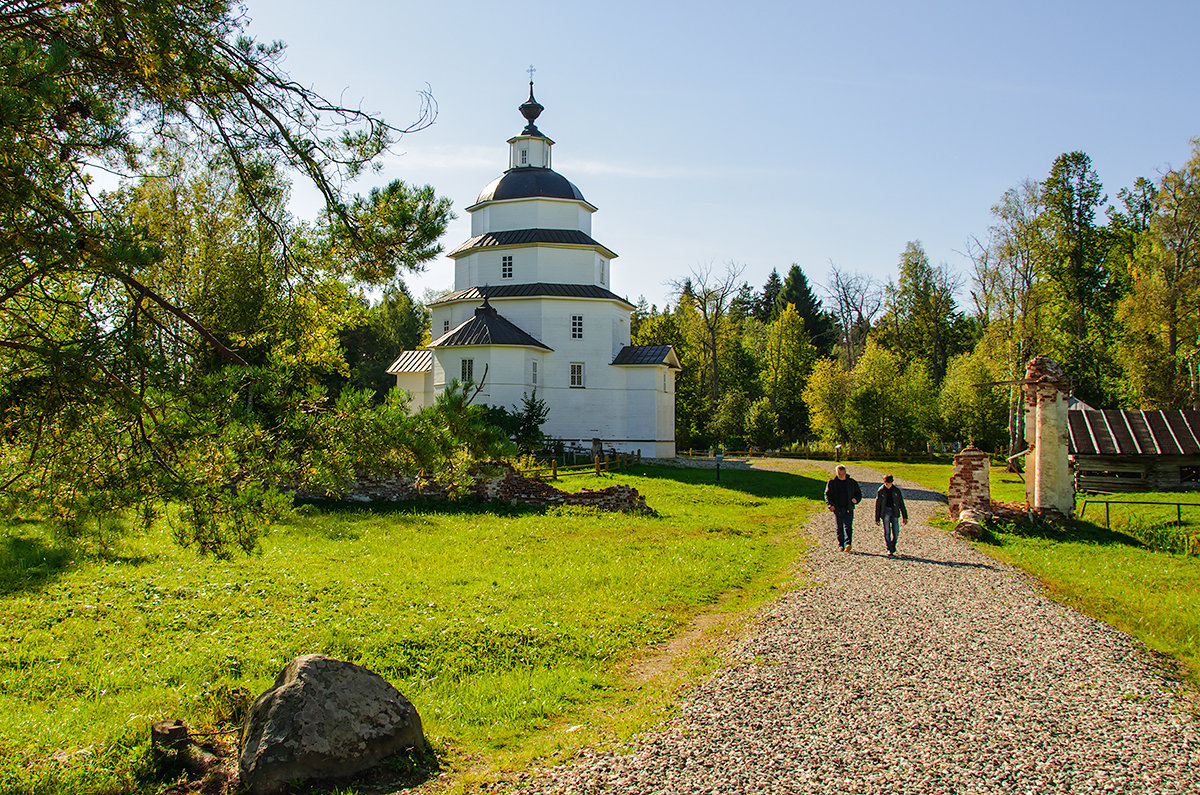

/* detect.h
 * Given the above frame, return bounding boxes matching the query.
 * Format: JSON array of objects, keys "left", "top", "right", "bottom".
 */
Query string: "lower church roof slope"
[
  {"left": 429, "top": 301, "right": 552, "bottom": 350},
  {"left": 430, "top": 282, "right": 633, "bottom": 308}
]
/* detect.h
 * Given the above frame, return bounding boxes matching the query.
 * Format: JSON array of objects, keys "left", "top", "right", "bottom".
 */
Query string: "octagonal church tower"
[{"left": 388, "top": 83, "right": 678, "bottom": 457}]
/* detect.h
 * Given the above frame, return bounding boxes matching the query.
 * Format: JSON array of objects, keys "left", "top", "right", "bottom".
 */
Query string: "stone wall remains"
[
  {"left": 328, "top": 464, "right": 655, "bottom": 515},
  {"left": 948, "top": 445, "right": 991, "bottom": 519}
]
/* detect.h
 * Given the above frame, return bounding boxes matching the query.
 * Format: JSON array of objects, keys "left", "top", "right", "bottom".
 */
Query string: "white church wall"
[
  {"left": 480, "top": 198, "right": 591, "bottom": 235},
  {"left": 393, "top": 371, "right": 433, "bottom": 411}
]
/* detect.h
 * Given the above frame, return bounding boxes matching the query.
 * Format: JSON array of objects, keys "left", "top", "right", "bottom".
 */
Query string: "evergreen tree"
[{"left": 779, "top": 264, "right": 837, "bottom": 355}]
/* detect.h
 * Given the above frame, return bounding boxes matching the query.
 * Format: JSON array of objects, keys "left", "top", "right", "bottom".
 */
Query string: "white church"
[{"left": 387, "top": 84, "right": 679, "bottom": 457}]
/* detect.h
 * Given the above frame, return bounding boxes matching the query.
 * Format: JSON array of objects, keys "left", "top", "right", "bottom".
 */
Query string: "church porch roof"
[
  {"left": 386, "top": 349, "right": 433, "bottom": 374},
  {"left": 611, "top": 345, "right": 681, "bottom": 369}
]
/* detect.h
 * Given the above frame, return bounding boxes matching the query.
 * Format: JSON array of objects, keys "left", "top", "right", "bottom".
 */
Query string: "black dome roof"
[{"left": 475, "top": 167, "right": 587, "bottom": 205}]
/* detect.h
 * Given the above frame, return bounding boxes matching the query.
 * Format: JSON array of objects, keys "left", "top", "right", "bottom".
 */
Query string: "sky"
[{"left": 241, "top": 0, "right": 1200, "bottom": 310}]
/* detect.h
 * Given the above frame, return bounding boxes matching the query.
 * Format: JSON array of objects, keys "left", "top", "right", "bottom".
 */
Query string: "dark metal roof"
[
  {"left": 473, "top": 168, "right": 587, "bottom": 205},
  {"left": 1069, "top": 410, "right": 1200, "bottom": 456},
  {"left": 428, "top": 302, "right": 552, "bottom": 351},
  {"left": 447, "top": 228, "right": 615, "bottom": 258},
  {"left": 430, "top": 282, "right": 634, "bottom": 308},
  {"left": 385, "top": 349, "right": 432, "bottom": 374},
  {"left": 611, "top": 345, "right": 681, "bottom": 369}
]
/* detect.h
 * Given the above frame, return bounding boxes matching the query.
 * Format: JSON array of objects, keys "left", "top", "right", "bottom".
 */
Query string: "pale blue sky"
[{"left": 244, "top": 0, "right": 1200, "bottom": 309}]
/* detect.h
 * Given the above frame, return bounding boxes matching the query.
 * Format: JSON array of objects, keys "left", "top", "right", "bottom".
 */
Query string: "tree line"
[{"left": 633, "top": 146, "right": 1200, "bottom": 454}]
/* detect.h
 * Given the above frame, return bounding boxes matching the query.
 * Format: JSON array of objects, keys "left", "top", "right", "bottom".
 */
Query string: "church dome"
[{"left": 475, "top": 167, "right": 587, "bottom": 204}]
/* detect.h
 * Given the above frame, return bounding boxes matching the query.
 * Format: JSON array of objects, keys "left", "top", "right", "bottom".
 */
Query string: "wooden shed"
[{"left": 1068, "top": 410, "right": 1200, "bottom": 492}]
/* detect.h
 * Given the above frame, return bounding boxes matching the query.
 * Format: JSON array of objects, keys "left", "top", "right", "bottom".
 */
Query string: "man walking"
[
  {"left": 875, "top": 474, "right": 908, "bottom": 557},
  {"left": 824, "top": 464, "right": 862, "bottom": 552}
]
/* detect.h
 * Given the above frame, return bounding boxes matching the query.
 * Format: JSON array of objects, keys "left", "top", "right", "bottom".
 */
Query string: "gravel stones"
[{"left": 514, "top": 461, "right": 1200, "bottom": 794}]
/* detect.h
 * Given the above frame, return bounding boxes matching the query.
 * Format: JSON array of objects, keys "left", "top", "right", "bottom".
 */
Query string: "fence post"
[
  {"left": 1178, "top": 504, "right": 1182, "bottom": 525},
  {"left": 552, "top": 460, "right": 558, "bottom": 480},
  {"left": 637, "top": 449, "right": 642, "bottom": 464},
  {"left": 1106, "top": 502, "right": 1110, "bottom": 530}
]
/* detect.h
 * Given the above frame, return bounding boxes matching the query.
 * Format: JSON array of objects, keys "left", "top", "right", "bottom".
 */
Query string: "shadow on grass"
[
  {"left": 626, "top": 463, "right": 826, "bottom": 500},
  {"left": 989, "top": 516, "right": 1146, "bottom": 550},
  {"left": 0, "top": 532, "right": 74, "bottom": 596}
]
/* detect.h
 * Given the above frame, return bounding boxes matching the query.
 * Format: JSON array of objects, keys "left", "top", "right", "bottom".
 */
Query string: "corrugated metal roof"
[
  {"left": 385, "top": 349, "right": 432, "bottom": 374},
  {"left": 430, "top": 282, "right": 634, "bottom": 308},
  {"left": 428, "top": 302, "right": 552, "bottom": 350},
  {"left": 1069, "top": 410, "right": 1200, "bottom": 456},
  {"left": 447, "top": 228, "right": 617, "bottom": 258},
  {"left": 610, "top": 345, "right": 681, "bottom": 369}
]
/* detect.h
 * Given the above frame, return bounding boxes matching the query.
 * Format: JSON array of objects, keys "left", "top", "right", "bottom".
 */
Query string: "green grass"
[
  {"left": 0, "top": 464, "right": 821, "bottom": 795},
  {"left": 844, "top": 457, "right": 1027, "bottom": 503}
]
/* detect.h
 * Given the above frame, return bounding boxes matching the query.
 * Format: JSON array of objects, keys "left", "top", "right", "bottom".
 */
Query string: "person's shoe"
[
  {"left": 888, "top": 551, "right": 894, "bottom": 557},
  {"left": 838, "top": 545, "right": 844, "bottom": 552},
  {"left": 845, "top": 543, "right": 852, "bottom": 553}
]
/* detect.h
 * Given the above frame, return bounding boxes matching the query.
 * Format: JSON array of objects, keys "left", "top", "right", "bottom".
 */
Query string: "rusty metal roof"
[
  {"left": 1068, "top": 410, "right": 1200, "bottom": 456},
  {"left": 385, "top": 349, "right": 432, "bottom": 374},
  {"left": 447, "top": 228, "right": 617, "bottom": 259},
  {"left": 429, "top": 282, "right": 633, "bottom": 308},
  {"left": 611, "top": 345, "right": 681, "bottom": 369},
  {"left": 428, "top": 302, "right": 552, "bottom": 351}
]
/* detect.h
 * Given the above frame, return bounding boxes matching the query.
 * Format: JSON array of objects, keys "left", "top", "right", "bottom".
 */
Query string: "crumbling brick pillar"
[
  {"left": 949, "top": 445, "right": 991, "bottom": 519},
  {"left": 1023, "top": 356, "right": 1074, "bottom": 517}
]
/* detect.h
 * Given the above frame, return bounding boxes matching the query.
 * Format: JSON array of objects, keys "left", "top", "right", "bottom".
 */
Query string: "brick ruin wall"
[
  {"left": 948, "top": 445, "right": 991, "bottom": 519},
  {"left": 325, "top": 464, "right": 655, "bottom": 515}
]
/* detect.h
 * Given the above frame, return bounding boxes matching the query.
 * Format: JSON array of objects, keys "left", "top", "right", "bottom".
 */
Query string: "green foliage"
[
  {"left": 0, "top": 464, "right": 816, "bottom": 794},
  {"left": 804, "top": 342, "right": 937, "bottom": 453},
  {"left": 0, "top": 2, "right": 458, "bottom": 555},
  {"left": 758, "top": 304, "right": 816, "bottom": 442},
  {"left": 939, "top": 350, "right": 1008, "bottom": 451},
  {"left": 746, "top": 397, "right": 779, "bottom": 450}
]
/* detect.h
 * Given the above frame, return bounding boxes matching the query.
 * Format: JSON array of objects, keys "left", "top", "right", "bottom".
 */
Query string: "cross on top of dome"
[{"left": 519, "top": 73, "right": 544, "bottom": 137}]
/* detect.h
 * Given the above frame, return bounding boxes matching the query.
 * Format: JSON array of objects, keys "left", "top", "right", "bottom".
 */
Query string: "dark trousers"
[
  {"left": 834, "top": 509, "right": 854, "bottom": 548},
  {"left": 881, "top": 511, "right": 900, "bottom": 553}
]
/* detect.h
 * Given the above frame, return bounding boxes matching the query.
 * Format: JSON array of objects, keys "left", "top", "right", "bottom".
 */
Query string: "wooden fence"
[{"left": 518, "top": 451, "right": 642, "bottom": 481}]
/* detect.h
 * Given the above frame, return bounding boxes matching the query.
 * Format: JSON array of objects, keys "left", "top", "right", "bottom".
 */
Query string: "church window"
[
  {"left": 571, "top": 314, "right": 583, "bottom": 339},
  {"left": 520, "top": 148, "right": 528, "bottom": 165},
  {"left": 531, "top": 360, "right": 538, "bottom": 385},
  {"left": 443, "top": 319, "right": 450, "bottom": 335},
  {"left": 599, "top": 260, "right": 605, "bottom": 283},
  {"left": 461, "top": 358, "right": 474, "bottom": 383},
  {"left": 664, "top": 372, "right": 668, "bottom": 392},
  {"left": 502, "top": 255, "right": 513, "bottom": 279},
  {"left": 570, "top": 362, "right": 584, "bottom": 388}
]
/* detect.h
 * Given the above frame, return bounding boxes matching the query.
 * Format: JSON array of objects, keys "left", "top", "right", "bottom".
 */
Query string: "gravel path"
[{"left": 514, "top": 460, "right": 1200, "bottom": 794}]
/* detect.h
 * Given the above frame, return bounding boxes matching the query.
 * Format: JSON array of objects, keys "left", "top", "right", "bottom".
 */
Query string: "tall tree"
[
  {"left": 755, "top": 268, "right": 783, "bottom": 321},
  {"left": 876, "top": 241, "right": 967, "bottom": 384},
  {"left": 779, "top": 263, "right": 836, "bottom": 355},
  {"left": 759, "top": 303, "right": 816, "bottom": 441},
  {"left": 1116, "top": 143, "right": 1200, "bottom": 408},
  {"left": 671, "top": 262, "right": 745, "bottom": 413},
  {"left": 1041, "top": 151, "right": 1115, "bottom": 404},
  {"left": 825, "top": 266, "right": 882, "bottom": 368}
]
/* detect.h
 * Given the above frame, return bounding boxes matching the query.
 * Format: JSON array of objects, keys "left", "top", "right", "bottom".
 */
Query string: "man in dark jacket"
[
  {"left": 874, "top": 474, "right": 909, "bottom": 557},
  {"left": 824, "top": 464, "right": 862, "bottom": 552}
]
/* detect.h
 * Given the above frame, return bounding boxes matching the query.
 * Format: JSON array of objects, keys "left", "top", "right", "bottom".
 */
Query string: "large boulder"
[{"left": 239, "top": 654, "right": 426, "bottom": 794}]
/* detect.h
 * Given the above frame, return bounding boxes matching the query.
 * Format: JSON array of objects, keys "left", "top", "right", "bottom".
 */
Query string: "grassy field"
[
  {"left": 848, "top": 457, "right": 1200, "bottom": 686},
  {"left": 0, "top": 463, "right": 823, "bottom": 795}
]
